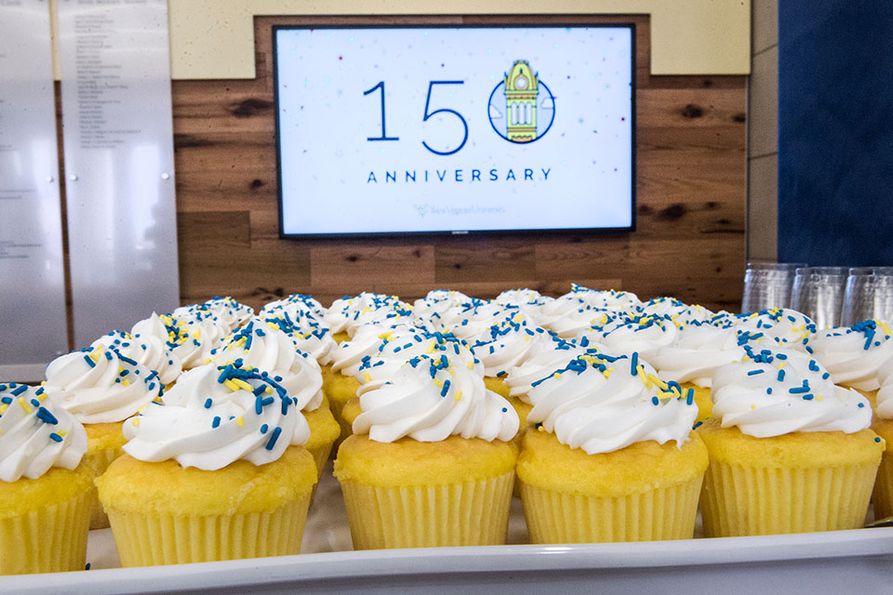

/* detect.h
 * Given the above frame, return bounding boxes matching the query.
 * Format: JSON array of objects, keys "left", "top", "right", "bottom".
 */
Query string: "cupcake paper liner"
[
  {"left": 872, "top": 450, "right": 893, "bottom": 520},
  {"left": 701, "top": 460, "right": 878, "bottom": 537},
  {"left": 85, "top": 444, "right": 123, "bottom": 530},
  {"left": 0, "top": 490, "right": 91, "bottom": 575},
  {"left": 307, "top": 441, "right": 335, "bottom": 479},
  {"left": 340, "top": 471, "right": 515, "bottom": 549},
  {"left": 520, "top": 475, "right": 703, "bottom": 543},
  {"left": 106, "top": 494, "right": 312, "bottom": 567}
]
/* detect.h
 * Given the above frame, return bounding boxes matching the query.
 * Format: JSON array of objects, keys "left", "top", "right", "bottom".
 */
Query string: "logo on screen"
[{"left": 488, "top": 60, "right": 556, "bottom": 143}]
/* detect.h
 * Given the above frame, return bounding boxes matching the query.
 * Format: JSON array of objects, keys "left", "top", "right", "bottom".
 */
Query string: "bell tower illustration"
[{"left": 504, "top": 60, "right": 539, "bottom": 142}]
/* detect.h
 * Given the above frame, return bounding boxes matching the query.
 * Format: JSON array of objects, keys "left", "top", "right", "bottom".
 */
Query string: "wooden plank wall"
[{"left": 173, "top": 15, "right": 746, "bottom": 311}]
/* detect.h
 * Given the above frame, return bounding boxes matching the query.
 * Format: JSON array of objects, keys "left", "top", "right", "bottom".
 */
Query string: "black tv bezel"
[{"left": 273, "top": 22, "right": 637, "bottom": 239}]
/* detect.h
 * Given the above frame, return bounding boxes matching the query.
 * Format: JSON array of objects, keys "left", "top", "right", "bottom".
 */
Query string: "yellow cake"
[
  {"left": 303, "top": 402, "right": 341, "bottom": 476},
  {"left": 871, "top": 418, "right": 893, "bottom": 520},
  {"left": 97, "top": 447, "right": 317, "bottom": 566},
  {"left": 515, "top": 351, "right": 705, "bottom": 543},
  {"left": 0, "top": 383, "right": 93, "bottom": 575},
  {"left": 334, "top": 352, "right": 520, "bottom": 549},
  {"left": 81, "top": 422, "right": 127, "bottom": 529},
  {"left": 336, "top": 435, "right": 517, "bottom": 549},
  {"left": 698, "top": 419, "right": 883, "bottom": 536}
]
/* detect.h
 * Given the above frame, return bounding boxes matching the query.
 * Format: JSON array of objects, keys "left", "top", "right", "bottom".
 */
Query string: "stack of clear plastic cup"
[
  {"left": 841, "top": 267, "right": 893, "bottom": 326},
  {"left": 790, "top": 267, "right": 848, "bottom": 329},
  {"left": 741, "top": 262, "right": 806, "bottom": 313}
]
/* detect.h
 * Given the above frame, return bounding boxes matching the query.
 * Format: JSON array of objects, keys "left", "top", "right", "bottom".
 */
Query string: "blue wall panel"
[{"left": 778, "top": 1, "right": 893, "bottom": 265}]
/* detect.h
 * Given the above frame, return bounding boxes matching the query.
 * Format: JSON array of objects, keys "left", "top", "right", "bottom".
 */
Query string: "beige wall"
[{"left": 746, "top": 0, "right": 778, "bottom": 261}]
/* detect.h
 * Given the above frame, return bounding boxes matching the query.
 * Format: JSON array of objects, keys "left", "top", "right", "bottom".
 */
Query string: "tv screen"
[{"left": 274, "top": 24, "right": 635, "bottom": 237}]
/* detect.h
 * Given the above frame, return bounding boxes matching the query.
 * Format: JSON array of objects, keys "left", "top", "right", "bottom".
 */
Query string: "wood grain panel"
[
  {"left": 166, "top": 14, "right": 746, "bottom": 313},
  {"left": 435, "top": 239, "right": 536, "bottom": 284},
  {"left": 310, "top": 245, "right": 436, "bottom": 291}
]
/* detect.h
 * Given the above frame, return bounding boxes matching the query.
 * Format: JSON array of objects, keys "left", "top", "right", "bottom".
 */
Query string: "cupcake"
[
  {"left": 699, "top": 346, "right": 884, "bottom": 536},
  {"left": 871, "top": 361, "right": 893, "bottom": 519},
  {"left": 96, "top": 362, "right": 317, "bottom": 566},
  {"left": 0, "top": 383, "right": 92, "bottom": 575},
  {"left": 43, "top": 343, "right": 162, "bottom": 529},
  {"left": 517, "top": 353, "right": 706, "bottom": 543},
  {"left": 334, "top": 353, "right": 519, "bottom": 549},
  {"left": 211, "top": 319, "right": 339, "bottom": 476}
]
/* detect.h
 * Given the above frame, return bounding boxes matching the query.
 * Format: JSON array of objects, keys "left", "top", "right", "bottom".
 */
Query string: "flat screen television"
[{"left": 274, "top": 24, "right": 635, "bottom": 237}]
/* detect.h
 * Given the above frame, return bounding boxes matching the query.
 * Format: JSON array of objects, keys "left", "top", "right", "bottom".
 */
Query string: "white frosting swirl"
[
  {"left": 260, "top": 293, "right": 327, "bottom": 323},
  {"left": 505, "top": 336, "right": 589, "bottom": 399},
  {"left": 580, "top": 313, "right": 679, "bottom": 360},
  {"left": 173, "top": 297, "right": 253, "bottom": 330},
  {"left": 44, "top": 344, "right": 163, "bottom": 424},
  {"left": 131, "top": 311, "right": 230, "bottom": 370},
  {"left": 877, "top": 362, "right": 893, "bottom": 420},
  {"left": 469, "top": 312, "right": 548, "bottom": 377},
  {"left": 446, "top": 301, "right": 519, "bottom": 343},
  {"left": 412, "top": 290, "right": 475, "bottom": 331},
  {"left": 352, "top": 354, "right": 519, "bottom": 443},
  {"left": 93, "top": 330, "right": 182, "bottom": 386},
  {"left": 711, "top": 347, "right": 871, "bottom": 437},
  {"left": 649, "top": 322, "right": 744, "bottom": 387},
  {"left": 355, "top": 331, "right": 478, "bottom": 396},
  {"left": 0, "top": 383, "right": 87, "bottom": 482},
  {"left": 122, "top": 363, "right": 309, "bottom": 470},
  {"left": 526, "top": 353, "right": 698, "bottom": 454},
  {"left": 809, "top": 320, "right": 893, "bottom": 391},
  {"left": 733, "top": 308, "right": 816, "bottom": 351},
  {"left": 211, "top": 320, "right": 323, "bottom": 411},
  {"left": 325, "top": 292, "right": 414, "bottom": 336}
]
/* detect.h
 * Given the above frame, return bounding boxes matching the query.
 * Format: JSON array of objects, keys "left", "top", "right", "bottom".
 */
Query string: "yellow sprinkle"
[
  {"left": 427, "top": 341, "right": 436, "bottom": 354},
  {"left": 18, "top": 398, "right": 33, "bottom": 414},
  {"left": 554, "top": 372, "right": 561, "bottom": 379},
  {"left": 751, "top": 404, "right": 757, "bottom": 410},
  {"left": 0, "top": 404, "right": 7, "bottom": 415},
  {"left": 378, "top": 332, "right": 394, "bottom": 341},
  {"left": 56, "top": 430, "right": 67, "bottom": 437},
  {"left": 131, "top": 419, "right": 140, "bottom": 428},
  {"left": 232, "top": 379, "right": 254, "bottom": 392},
  {"left": 878, "top": 320, "right": 892, "bottom": 337},
  {"left": 603, "top": 367, "right": 613, "bottom": 378},
  {"left": 223, "top": 379, "right": 241, "bottom": 392},
  {"left": 265, "top": 386, "right": 273, "bottom": 394},
  {"left": 363, "top": 372, "right": 372, "bottom": 383},
  {"left": 122, "top": 379, "right": 131, "bottom": 387},
  {"left": 236, "top": 416, "right": 245, "bottom": 427},
  {"left": 537, "top": 425, "right": 545, "bottom": 432},
  {"left": 466, "top": 361, "right": 474, "bottom": 369},
  {"left": 454, "top": 390, "right": 463, "bottom": 401}
]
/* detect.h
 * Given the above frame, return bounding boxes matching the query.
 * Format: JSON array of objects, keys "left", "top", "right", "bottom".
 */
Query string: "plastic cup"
[
  {"left": 741, "top": 262, "right": 806, "bottom": 313},
  {"left": 790, "top": 267, "right": 848, "bottom": 329}
]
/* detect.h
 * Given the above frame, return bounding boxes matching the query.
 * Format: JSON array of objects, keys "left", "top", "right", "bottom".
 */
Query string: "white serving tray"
[{"left": 5, "top": 465, "right": 893, "bottom": 594}]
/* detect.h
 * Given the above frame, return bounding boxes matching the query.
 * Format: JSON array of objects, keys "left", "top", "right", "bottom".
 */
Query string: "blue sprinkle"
[
  {"left": 260, "top": 423, "right": 269, "bottom": 434},
  {"left": 686, "top": 388, "right": 694, "bottom": 406},
  {"left": 204, "top": 398, "right": 213, "bottom": 409},
  {"left": 630, "top": 352, "right": 639, "bottom": 376},
  {"left": 83, "top": 354, "right": 96, "bottom": 368},
  {"left": 255, "top": 397, "right": 263, "bottom": 414},
  {"left": 875, "top": 437, "right": 882, "bottom": 443},
  {"left": 651, "top": 396, "right": 659, "bottom": 406},
  {"left": 802, "top": 393, "right": 814, "bottom": 401},
  {"left": 767, "top": 387, "right": 773, "bottom": 395},
  {"left": 49, "top": 432, "right": 63, "bottom": 443},
  {"left": 501, "top": 407, "right": 508, "bottom": 413},
  {"left": 747, "top": 369, "right": 764, "bottom": 376},
  {"left": 265, "top": 427, "right": 283, "bottom": 450},
  {"left": 212, "top": 416, "right": 221, "bottom": 428},
  {"left": 36, "top": 407, "right": 58, "bottom": 425},
  {"left": 777, "top": 369, "right": 785, "bottom": 382},
  {"left": 858, "top": 402, "right": 866, "bottom": 408}
]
